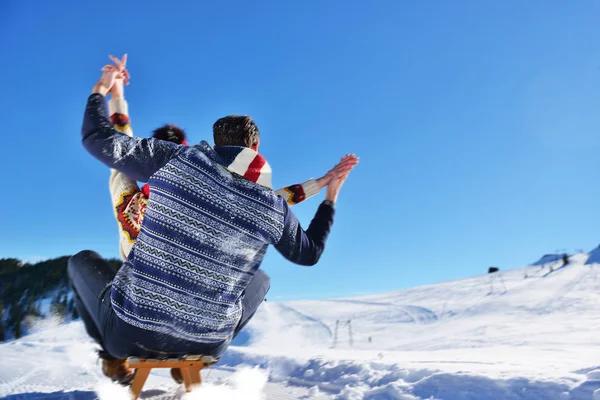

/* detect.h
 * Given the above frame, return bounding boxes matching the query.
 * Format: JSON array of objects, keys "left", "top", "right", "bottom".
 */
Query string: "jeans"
[{"left": 68, "top": 250, "right": 270, "bottom": 359}]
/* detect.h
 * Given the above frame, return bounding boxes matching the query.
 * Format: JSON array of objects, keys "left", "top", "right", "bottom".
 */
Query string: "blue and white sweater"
[{"left": 82, "top": 94, "right": 334, "bottom": 344}]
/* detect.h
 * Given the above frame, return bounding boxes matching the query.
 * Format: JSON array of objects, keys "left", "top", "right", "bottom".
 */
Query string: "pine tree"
[{"left": 14, "top": 320, "right": 21, "bottom": 339}]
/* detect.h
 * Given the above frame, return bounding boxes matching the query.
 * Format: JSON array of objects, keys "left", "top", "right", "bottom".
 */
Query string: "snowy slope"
[{"left": 1, "top": 254, "right": 600, "bottom": 399}]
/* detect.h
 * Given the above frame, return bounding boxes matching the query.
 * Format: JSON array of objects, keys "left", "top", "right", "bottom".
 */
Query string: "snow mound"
[{"left": 588, "top": 369, "right": 600, "bottom": 381}]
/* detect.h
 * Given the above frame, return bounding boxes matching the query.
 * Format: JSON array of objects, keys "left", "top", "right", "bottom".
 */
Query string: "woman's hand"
[{"left": 92, "top": 54, "right": 129, "bottom": 96}]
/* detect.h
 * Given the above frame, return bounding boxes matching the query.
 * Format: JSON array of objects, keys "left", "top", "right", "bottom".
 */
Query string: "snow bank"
[{"left": 182, "top": 368, "right": 268, "bottom": 400}]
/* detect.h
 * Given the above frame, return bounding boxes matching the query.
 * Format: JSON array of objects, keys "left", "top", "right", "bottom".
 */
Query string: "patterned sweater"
[
  {"left": 107, "top": 98, "right": 322, "bottom": 261},
  {"left": 82, "top": 94, "right": 334, "bottom": 345}
]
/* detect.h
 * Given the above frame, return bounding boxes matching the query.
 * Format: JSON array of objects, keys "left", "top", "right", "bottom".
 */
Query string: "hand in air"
[
  {"left": 324, "top": 154, "right": 358, "bottom": 203},
  {"left": 317, "top": 154, "right": 359, "bottom": 189},
  {"left": 93, "top": 54, "right": 130, "bottom": 96}
]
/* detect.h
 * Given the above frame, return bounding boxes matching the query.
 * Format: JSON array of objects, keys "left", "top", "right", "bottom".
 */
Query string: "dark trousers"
[{"left": 68, "top": 250, "right": 270, "bottom": 359}]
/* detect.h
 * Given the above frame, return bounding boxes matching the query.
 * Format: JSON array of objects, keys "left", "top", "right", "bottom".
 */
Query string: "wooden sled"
[{"left": 127, "top": 355, "right": 219, "bottom": 399}]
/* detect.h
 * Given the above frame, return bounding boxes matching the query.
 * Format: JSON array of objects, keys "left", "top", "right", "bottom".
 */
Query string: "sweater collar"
[{"left": 198, "top": 141, "right": 273, "bottom": 189}]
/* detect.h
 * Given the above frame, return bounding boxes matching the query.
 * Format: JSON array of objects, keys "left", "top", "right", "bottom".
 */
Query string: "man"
[
  {"left": 68, "top": 55, "right": 358, "bottom": 384},
  {"left": 107, "top": 71, "right": 358, "bottom": 262}
]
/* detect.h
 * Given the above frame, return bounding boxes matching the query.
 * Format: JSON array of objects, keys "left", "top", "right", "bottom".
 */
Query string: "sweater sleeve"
[
  {"left": 107, "top": 97, "right": 143, "bottom": 261},
  {"left": 109, "top": 98, "right": 133, "bottom": 136},
  {"left": 274, "top": 179, "right": 321, "bottom": 206},
  {"left": 82, "top": 93, "right": 181, "bottom": 182},
  {"left": 274, "top": 201, "right": 334, "bottom": 266},
  {"left": 107, "top": 97, "right": 138, "bottom": 198}
]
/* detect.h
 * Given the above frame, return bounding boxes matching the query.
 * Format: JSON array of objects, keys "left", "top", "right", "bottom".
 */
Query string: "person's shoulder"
[
  {"left": 230, "top": 173, "right": 288, "bottom": 213},
  {"left": 259, "top": 185, "right": 289, "bottom": 213}
]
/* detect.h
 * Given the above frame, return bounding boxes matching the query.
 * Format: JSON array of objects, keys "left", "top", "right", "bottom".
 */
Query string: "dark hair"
[
  {"left": 152, "top": 124, "right": 187, "bottom": 145},
  {"left": 213, "top": 115, "right": 260, "bottom": 148}
]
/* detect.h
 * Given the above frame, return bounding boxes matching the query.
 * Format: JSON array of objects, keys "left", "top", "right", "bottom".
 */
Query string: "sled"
[{"left": 127, "top": 355, "right": 219, "bottom": 399}]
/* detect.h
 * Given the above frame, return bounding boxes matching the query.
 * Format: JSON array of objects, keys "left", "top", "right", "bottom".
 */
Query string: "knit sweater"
[
  {"left": 83, "top": 93, "right": 334, "bottom": 345},
  {"left": 108, "top": 98, "right": 322, "bottom": 261}
]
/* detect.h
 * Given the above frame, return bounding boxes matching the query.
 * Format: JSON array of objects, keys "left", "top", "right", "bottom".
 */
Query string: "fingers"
[
  {"left": 332, "top": 155, "right": 359, "bottom": 175},
  {"left": 333, "top": 165, "right": 355, "bottom": 175},
  {"left": 335, "top": 159, "right": 359, "bottom": 170},
  {"left": 108, "top": 54, "right": 125, "bottom": 70},
  {"left": 341, "top": 154, "right": 359, "bottom": 163},
  {"left": 331, "top": 153, "right": 359, "bottom": 184},
  {"left": 101, "top": 65, "right": 126, "bottom": 79},
  {"left": 108, "top": 54, "right": 130, "bottom": 84},
  {"left": 337, "top": 154, "right": 359, "bottom": 168},
  {"left": 122, "top": 68, "right": 130, "bottom": 85}
]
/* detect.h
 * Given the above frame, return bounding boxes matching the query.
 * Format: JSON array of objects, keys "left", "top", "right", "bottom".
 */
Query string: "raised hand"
[
  {"left": 92, "top": 54, "right": 129, "bottom": 96},
  {"left": 317, "top": 154, "right": 359, "bottom": 189},
  {"left": 108, "top": 54, "right": 130, "bottom": 85},
  {"left": 323, "top": 154, "right": 358, "bottom": 203}
]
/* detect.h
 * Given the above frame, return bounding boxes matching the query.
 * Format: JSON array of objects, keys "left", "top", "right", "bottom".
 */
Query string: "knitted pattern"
[
  {"left": 107, "top": 97, "right": 321, "bottom": 261},
  {"left": 282, "top": 184, "right": 307, "bottom": 205},
  {"left": 111, "top": 143, "right": 286, "bottom": 343},
  {"left": 111, "top": 113, "right": 130, "bottom": 133},
  {"left": 114, "top": 189, "right": 147, "bottom": 242}
]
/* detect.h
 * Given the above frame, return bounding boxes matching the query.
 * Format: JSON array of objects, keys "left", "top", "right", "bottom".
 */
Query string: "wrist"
[
  {"left": 324, "top": 192, "right": 338, "bottom": 203},
  {"left": 92, "top": 83, "right": 110, "bottom": 96},
  {"left": 322, "top": 199, "right": 335, "bottom": 208},
  {"left": 316, "top": 176, "right": 326, "bottom": 189}
]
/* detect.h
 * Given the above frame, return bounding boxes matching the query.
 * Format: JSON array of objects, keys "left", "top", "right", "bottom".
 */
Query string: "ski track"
[{"left": 274, "top": 303, "right": 334, "bottom": 339}]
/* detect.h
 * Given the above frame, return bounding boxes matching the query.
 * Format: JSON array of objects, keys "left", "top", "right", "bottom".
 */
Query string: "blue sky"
[{"left": 1, "top": 1, "right": 599, "bottom": 300}]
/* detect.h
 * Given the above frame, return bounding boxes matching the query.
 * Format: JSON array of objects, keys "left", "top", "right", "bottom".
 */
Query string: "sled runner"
[{"left": 127, "top": 355, "right": 219, "bottom": 399}]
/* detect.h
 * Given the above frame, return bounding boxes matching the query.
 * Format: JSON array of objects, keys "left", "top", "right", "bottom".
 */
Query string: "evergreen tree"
[{"left": 14, "top": 320, "right": 21, "bottom": 339}]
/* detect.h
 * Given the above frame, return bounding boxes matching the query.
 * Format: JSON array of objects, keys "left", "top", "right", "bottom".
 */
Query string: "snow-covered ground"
[{"left": 1, "top": 253, "right": 600, "bottom": 399}]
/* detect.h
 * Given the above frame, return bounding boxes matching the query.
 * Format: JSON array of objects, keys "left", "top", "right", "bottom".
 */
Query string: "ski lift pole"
[
  {"left": 332, "top": 320, "right": 339, "bottom": 348},
  {"left": 499, "top": 274, "right": 507, "bottom": 292}
]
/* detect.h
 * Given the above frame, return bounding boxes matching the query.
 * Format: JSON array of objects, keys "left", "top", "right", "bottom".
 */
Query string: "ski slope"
[{"left": 1, "top": 253, "right": 600, "bottom": 399}]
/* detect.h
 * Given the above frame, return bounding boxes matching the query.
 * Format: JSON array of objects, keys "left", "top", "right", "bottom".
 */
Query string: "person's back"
[
  {"left": 69, "top": 57, "right": 357, "bottom": 384},
  {"left": 114, "top": 142, "right": 289, "bottom": 345}
]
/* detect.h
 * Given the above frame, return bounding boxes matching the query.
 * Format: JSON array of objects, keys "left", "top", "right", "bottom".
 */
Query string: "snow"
[{"left": 1, "top": 253, "right": 600, "bottom": 399}]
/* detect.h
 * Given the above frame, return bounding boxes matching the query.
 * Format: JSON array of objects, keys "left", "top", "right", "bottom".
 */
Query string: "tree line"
[{"left": 0, "top": 256, "right": 121, "bottom": 341}]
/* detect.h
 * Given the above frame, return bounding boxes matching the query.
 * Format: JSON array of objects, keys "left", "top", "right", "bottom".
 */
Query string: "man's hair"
[
  {"left": 213, "top": 115, "right": 260, "bottom": 148},
  {"left": 152, "top": 124, "right": 187, "bottom": 145}
]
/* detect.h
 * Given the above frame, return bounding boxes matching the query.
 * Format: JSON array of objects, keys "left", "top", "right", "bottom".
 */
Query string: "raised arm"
[
  {"left": 107, "top": 78, "right": 138, "bottom": 200},
  {"left": 274, "top": 201, "right": 335, "bottom": 266},
  {"left": 83, "top": 56, "right": 181, "bottom": 182},
  {"left": 274, "top": 155, "right": 359, "bottom": 206},
  {"left": 274, "top": 155, "right": 358, "bottom": 266},
  {"left": 106, "top": 78, "right": 146, "bottom": 260}
]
